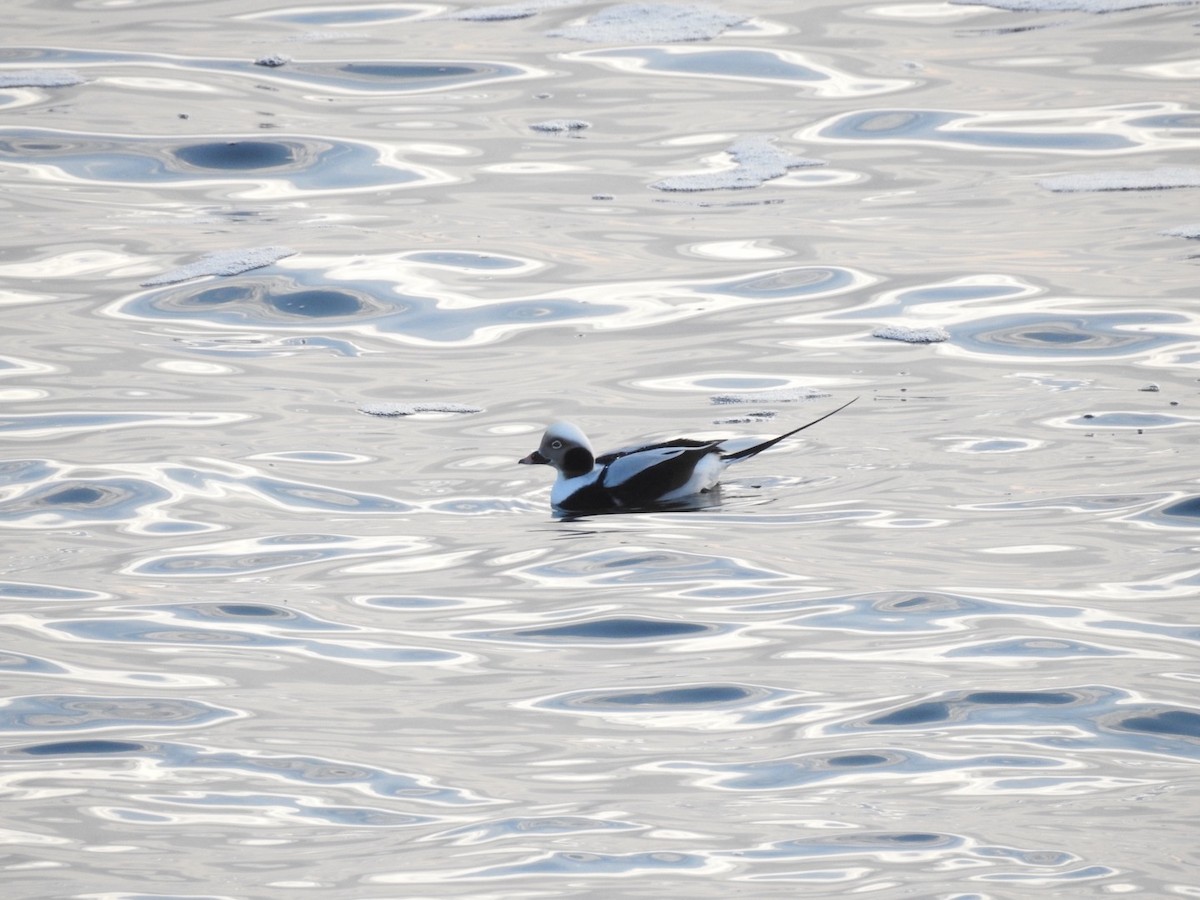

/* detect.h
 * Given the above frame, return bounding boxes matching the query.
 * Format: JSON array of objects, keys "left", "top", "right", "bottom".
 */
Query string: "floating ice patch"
[
  {"left": 530, "top": 119, "right": 591, "bottom": 132},
  {"left": 1038, "top": 168, "right": 1200, "bottom": 192},
  {"left": 711, "top": 389, "right": 830, "bottom": 404},
  {"left": 359, "top": 402, "right": 483, "bottom": 417},
  {"left": 548, "top": 3, "right": 747, "bottom": 43},
  {"left": 872, "top": 324, "right": 950, "bottom": 343},
  {"left": 652, "top": 136, "right": 824, "bottom": 192},
  {"left": 451, "top": 0, "right": 573, "bottom": 20},
  {"left": 140, "top": 247, "right": 297, "bottom": 287},
  {"left": 254, "top": 54, "right": 291, "bottom": 68},
  {"left": 950, "top": 0, "right": 1196, "bottom": 10},
  {"left": 1162, "top": 224, "right": 1200, "bottom": 239},
  {"left": 0, "top": 70, "right": 87, "bottom": 88},
  {"left": 713, "top": 411, "right": 778, "bottom": 424}
]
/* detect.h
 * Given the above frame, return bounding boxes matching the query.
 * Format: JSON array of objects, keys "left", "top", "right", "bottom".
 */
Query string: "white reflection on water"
[{"left": 3, "top": 0, "right": 1200, "bottom": 894}]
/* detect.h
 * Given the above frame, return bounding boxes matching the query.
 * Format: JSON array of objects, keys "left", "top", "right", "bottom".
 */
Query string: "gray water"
[{"left": 2, "top": 0, "right": 1199, "bottom": 896}]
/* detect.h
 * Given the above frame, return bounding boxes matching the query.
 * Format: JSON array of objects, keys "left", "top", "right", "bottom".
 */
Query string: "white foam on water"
[
  {"left": 0, "top": 70, "right": 87, "bottom": 87},
  {"left": 1161, "top": 224, "right": 1200, "bottom": 239},
  {"left": 872, "top": 324, "right": 951, "bottom": 343},
  {"left": 450, "top": 0, "right": 573, "bottom": 20},
  {"left": 711, "top": 389, "right": 830, "bottom": 404},
  {"left": 1039, "top": 168, "right": 1200, "bottom": 192},
  {"left": 139, "top": 247, "right": 297, "bottom": 286},
  {"left": 548, "top": 3, "right": 747, "bottom": 43},
  {"left": 652, "top": 136, "right": 825, "bottom": 192},
  {"left": 530, "top": 119, "right": 591, "bottom": 132},
  {"left": 359, "top": 402, "right": 484, "bottom": 416}
]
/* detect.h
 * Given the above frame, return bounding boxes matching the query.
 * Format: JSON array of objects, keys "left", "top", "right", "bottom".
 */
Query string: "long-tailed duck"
[{"left": 519, "top": 397, "right": 856, "bottom": 514}]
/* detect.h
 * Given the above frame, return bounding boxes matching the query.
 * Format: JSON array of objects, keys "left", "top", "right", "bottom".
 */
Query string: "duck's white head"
[{"left": 518, "top": 420, "right": 595, "bottom": 478}]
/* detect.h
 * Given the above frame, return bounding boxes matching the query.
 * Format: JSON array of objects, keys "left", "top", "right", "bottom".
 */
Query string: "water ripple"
[
  {"left": 523, "top": 681, "right": 815, "bottom": 729},
  {"left": 0, "top": 410, "right": 249, "bottom": 440},
  {"left": 804, "top": 103, "right": 1200, "bottom": 154},
  {"left": 43, "top": 603, "right": 468, "bottom": 668},
  {"left": 0, "top": 127, "right": 451, "bottom": 198},
  {"left": 7, "top": 738, "right": 496, "bottom": 813},
  {"left": 0, "top": 457, "right": 414, "bottom": 534},
  {"left": 123, "top": 533, "right": 433, "bottom": 577},
  {"left": 568, "top": 46, "right": 913, "bottom": 97},
  {"left": 510, "top": 546, "right": 807, "bottom": 600},
  {"left": 0, "top": 695, "right": 237, "bottom": 734},
  {"left": 4, "top": 46, "right": 544, "bottom": 95},
  {"left": 104, "top": 260, "right": 872, "bottom": 348}
]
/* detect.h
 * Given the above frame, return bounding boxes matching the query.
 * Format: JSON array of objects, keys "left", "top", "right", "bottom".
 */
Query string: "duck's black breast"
[
  {"left": 604, "top": 444, "right": 719, "bottom": 508},
  {"left": 555, "top": 477, "right": 620, "bottom": 512}
]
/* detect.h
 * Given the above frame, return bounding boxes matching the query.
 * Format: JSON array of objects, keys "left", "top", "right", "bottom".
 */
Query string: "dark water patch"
[
  {"left": 871, "top": 701, "right": 951, "bottom": 726},
  {"left": 1135, "top": 494, "right": 1200, "bottom": 528},
  {"left": 342, "top": 63, "right": 477, "bottom": 80},
  {"left": 174, "top": 140, "right": 295, "bottom": 170},
  {"left": 1118, "top": 709, "right": 1200, "bottom": 738},
  {"left": 737, "top": 831, "right": 961, "bottom": 860},
  {"left": 828, "top": 753, "right": 890, "bottom": 767},
  {"left": 472, "top": 617, "right": 715, "bottom": 644},
  {"left": 21, "top": 739, "right": 146, "bottom": 755},
  {"left": 1160, "top": 496, "right": 1200, "bottom": 518},
  {"left": 861, "top": 689, "right": 1088, "bottom": 730},
  {"left": 0, "top": 695, "right": 236, "bottom": 733},
  {"left": 600, "top": 685, "right": 751, "bottom": 706},
  {"left": 819, "top": 108, "right": 1134, "bottom": 152},
  {"left": 535, "top": 682, "right": 788, "bottom": 718}
]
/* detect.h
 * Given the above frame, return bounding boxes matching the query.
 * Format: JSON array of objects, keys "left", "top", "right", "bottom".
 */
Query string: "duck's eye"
[{"left": 551, "top": 440, "right": 563, "bottom": 450}]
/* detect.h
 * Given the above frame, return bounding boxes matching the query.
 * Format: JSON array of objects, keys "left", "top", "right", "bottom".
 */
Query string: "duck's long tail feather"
[{"left": 721, "top": 397, "right": 858, "bottom": 463}]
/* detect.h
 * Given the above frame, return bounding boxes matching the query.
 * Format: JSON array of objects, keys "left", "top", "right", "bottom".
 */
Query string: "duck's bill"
[{"left": 519, "top": 450, "right": 549, "bottom": 465}]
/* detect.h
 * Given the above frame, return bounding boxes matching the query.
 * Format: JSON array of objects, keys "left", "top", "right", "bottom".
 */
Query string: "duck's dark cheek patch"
[{"left": 562, "top": 447, "right": 593, "bottom": 478}]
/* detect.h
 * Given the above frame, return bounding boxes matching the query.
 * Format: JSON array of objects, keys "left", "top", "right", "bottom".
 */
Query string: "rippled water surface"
[{"left": 3, "top": 0, "right": 1199, "bottom": 896}]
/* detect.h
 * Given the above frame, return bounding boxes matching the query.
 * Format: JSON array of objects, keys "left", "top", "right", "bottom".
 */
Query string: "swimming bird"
[{"left": 519, "top": 397, "right": 856, "bottom": 514}]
